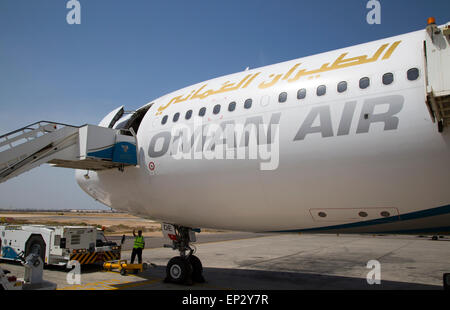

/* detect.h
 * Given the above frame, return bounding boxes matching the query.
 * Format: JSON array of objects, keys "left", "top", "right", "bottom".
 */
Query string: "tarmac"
[{"left": 1, "top": 233, "right": 449, "bottom": 290}]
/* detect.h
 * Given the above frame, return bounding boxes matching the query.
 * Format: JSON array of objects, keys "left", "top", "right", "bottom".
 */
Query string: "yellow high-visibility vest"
[{"left": 134, "top": 236, "right": 144, "bottom": 249}]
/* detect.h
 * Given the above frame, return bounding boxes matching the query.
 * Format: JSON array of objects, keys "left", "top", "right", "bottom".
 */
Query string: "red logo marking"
[{"left": 149, "top": 162, "right": 155, "bottom": 171}]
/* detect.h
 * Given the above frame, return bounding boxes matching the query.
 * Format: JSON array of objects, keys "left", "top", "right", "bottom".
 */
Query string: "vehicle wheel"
[
  {"left": 438, "top": 120, "right": 444, "bottom": 133},
  {"left": 165, "top": 256, "right": 193, "bottom": 284},
  {"left": 444, "top": 273, "right": 450, "bottom": 290},
  {"left": 432, "top": 235, "right": 439, "bottom": 241},
  {"left": 120, "top": 269, "right": 127, "bottom": 276},
  {"left": 25, "top": 235, "right": 46, "bottom": 263},
  {"left": 187, "top": 255, "right": 205, "bottom": 283}
]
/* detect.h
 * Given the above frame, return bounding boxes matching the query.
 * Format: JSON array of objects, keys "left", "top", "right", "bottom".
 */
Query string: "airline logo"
[
  {"left": 148, "top": 95, "right": 404, "bottom": 171},
  {"left": 155, "top": 41, "right": 401, "bottom": 116},
  {"left": 294, "top": 95, "right": 404, "bottom": 140}
]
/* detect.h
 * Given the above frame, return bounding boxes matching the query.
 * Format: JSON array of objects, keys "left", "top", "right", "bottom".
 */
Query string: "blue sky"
[{"left": 1, "top": 0, "right": 449, "bottom": 210}]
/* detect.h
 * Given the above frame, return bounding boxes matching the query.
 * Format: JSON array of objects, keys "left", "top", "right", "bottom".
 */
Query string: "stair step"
[{"left": 0, "top": 122, "right": 137, "bottom": 184}]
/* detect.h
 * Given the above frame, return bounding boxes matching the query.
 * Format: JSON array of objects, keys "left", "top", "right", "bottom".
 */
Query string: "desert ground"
[{"left": 0, "top": 211, "right": 227, "bottom": 236}]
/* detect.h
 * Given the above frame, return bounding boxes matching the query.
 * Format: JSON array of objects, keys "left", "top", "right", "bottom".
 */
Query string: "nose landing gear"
[
  {"left": 444, "top": 273, "right": 450, "bottom": 290},
  {"left": 163, "top": 225, "right": 205, "bottom": 285}
]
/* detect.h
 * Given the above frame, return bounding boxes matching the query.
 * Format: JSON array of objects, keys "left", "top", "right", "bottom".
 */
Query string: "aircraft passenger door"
[
  {"left": 98, "top": 106, "right": 125, "bottom": 128},
  {"left": 424, "top": 23, "right": 450, "bottom": 131}
]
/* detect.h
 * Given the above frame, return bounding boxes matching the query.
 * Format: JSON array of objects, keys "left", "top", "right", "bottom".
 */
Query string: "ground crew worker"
[{"left": 131, "top": 229, "right": 145, "bottom": 264}]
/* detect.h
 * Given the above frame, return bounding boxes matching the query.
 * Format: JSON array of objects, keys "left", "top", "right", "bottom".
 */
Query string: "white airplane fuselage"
[{"left": 76, "top": 26, "right": 450, "bottom": 234}]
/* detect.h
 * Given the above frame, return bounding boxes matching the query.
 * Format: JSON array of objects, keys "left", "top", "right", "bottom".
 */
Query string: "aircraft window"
[
  {"left": 407, "top": 68, "right": 419, "bottom": 81},
  {"left": 213, "top": 104, "right": 221, "bottom": 114},
  {"left": 380, "top": 211, "right": 391, "bottom": 218},
  {"left": 297, "top": 88, "right": 306, "bottom": 99},
  {"left": 161, "top": 115, "right": 168, "bottom": 125},
  {"left": 199, "top": 107, "right": 206, "bottom": 117},
  {"left": 359, "top": 211, "right": 368, "bottom": 218},
  {"left": 185, "top": 110, "right": 192, "bottom": 120},
  {"left": 359, "top": 77, "right": 370, "bottom": 89},
  {"left": 337, "top": 81, "right": 347, "bottom": 93},
  {"left": 228, "top": 101, "right": 236, "bottom": 112},
  {"left": 244, "top": 99, "right": 252, "bottom": 109},
  {"left": 173, "top": 113, "right": 180, "bottom": 122},
  {"left": 279, "top": 92, "right": 287, "bottom": 103},
  {"left": 316, "top": 85, "right": 326, "bottom": 96},
  {"left": 318, "top": 212, "right": 327, "bottom": 218},
  {"left": 383, "top": 73, "right": 394, "bottom": 85}
]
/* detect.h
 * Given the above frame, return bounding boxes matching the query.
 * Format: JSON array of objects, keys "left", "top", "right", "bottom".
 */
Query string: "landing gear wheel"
[
  {"left": 438, "top": 120, "right": 444, "bottom": 133},
  {"left": 444, "top": 273, "right": 450, "bottom": 290},
  {"left": 188, "top": 255, "right": 205, "bottom": 283},
  {"left": 163, "top": 225, "right": 206, "bottom": 285},
  {"left": 165, "top": 256, "right": 193, "bottom": 284}
]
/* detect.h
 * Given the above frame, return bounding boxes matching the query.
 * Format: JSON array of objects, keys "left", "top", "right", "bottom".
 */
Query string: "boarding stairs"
[
  {"left": 424, "top": 22, "right": 450, "bottom": 132},
  {"left": 0, "top": 121, "right": 138, "bottom": 184}
]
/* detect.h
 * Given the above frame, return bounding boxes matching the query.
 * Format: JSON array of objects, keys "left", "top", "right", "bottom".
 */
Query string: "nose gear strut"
[{"left": 163, "top": 225, "right": 205, "bottom": 285}]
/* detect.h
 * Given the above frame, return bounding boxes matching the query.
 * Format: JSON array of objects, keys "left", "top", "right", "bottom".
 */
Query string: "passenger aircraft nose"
[{"left": 75, "top": 169, "right": 98, "bottom": 200}]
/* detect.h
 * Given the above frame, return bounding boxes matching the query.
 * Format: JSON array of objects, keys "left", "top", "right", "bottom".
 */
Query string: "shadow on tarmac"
[{"left": 107, "top": 265, "right": 442, "bottom": 290}]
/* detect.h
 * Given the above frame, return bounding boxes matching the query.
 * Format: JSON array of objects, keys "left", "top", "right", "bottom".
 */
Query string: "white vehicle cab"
[{"left": 0, "top": 225, "right": 120, "bottom": 266}]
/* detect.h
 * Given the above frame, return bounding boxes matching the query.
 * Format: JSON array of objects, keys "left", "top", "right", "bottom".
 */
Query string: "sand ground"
[{"left": 0, "top": 211, "right": 228, "bottom": 236}]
